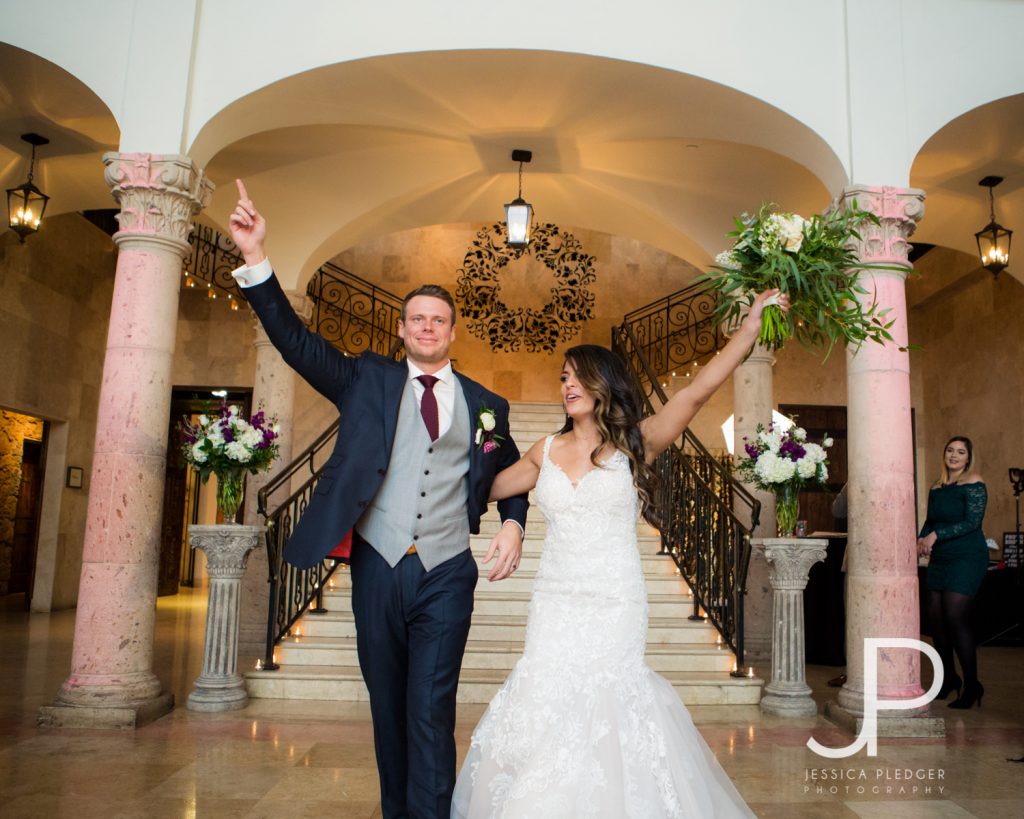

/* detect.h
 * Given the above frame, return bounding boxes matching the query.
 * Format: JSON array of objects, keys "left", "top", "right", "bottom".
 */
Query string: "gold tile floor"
[{"left": 1, "top": 589, "right": 1022, "bottom": 818}]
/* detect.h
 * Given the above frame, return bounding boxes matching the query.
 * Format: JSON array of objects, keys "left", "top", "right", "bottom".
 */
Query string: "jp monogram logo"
[{"left": 808, "top": 638, "right": 945, "bottom": 758}]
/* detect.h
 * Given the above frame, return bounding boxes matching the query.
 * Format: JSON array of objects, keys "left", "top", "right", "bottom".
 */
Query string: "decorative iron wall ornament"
[{"left": 455, "top": 221, "right": 597, "bottom": 353}]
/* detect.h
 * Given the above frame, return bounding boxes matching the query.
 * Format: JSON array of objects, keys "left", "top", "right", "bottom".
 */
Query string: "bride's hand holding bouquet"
[{"left": 701, "top": 201, "right": 904, "bottom": 359}]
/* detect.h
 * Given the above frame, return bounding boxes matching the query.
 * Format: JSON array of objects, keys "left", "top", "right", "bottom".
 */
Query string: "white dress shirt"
[
  {"left": 232, "top": 257, "right": 274, "bottom": 288},
  {"left": 406, "top": 359, "right": 455, "bottom": 438}
]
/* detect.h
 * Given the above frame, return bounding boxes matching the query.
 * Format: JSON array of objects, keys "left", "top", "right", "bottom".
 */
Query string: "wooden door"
[
  {"left": 10, "top": 439, "right": 44, "bottom": 604},
  {"left": 778, "top": 404, "right": 847, "bottom": 534}
]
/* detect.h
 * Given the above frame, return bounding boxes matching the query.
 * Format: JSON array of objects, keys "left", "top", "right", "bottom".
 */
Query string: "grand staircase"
[{"left": 246, "top": 401, "right": 762, "bottom": 706}]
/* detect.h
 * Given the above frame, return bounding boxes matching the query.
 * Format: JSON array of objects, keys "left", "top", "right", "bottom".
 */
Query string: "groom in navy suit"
[{"left": 230, "top": 181, "right": 528, "bottom": 819}]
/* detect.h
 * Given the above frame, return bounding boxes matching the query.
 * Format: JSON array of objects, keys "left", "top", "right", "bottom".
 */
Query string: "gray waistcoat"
[{"left": 355, "top": 377, "right": 472, "bottom": 571}]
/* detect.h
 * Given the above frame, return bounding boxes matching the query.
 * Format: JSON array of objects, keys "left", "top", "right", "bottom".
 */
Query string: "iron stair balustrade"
[
  {"left": 612, "top": 309, "right": 760, "bottom": 671},
  {"left": 182, "top": 224, "right": 247, "bottom": 304},
  {"left": 307, "top": 261, "right": 406, "bottom": 358},
  {"left": 620, "top": 279, "right": 722, "bottom": 382},
  {"left": 182, "top": 226, "right": 402, "bottom": 348}
]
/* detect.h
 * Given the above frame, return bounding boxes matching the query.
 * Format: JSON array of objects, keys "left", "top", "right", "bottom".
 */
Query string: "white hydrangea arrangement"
[
  {"left": 702, "top": 201, "right": 903, "bottom": 359},
  {"left": 736, "top": 419, "right": 832, "bottom": 536},
  {"left": 737, "top": 421, "right": 831, "bottom": 490},
  {"left": 179, "top": 403, "right": 281, "bottom": 517}
]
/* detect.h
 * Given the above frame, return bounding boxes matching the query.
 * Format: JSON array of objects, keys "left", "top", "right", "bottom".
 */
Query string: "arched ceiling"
[
  {"left": 0, "top": 43, "right": 119, "bottom": 217},
  {"left": 197, "top": 51, "right": 841, "bottom": 287},
  {"left": 911, "top": 93, "right": 1024, "bottom": 285}
]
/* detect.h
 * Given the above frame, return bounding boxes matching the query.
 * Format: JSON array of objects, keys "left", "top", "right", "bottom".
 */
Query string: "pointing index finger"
[{"left": 235, "top": 178, "right": 249, "bottom": 202}]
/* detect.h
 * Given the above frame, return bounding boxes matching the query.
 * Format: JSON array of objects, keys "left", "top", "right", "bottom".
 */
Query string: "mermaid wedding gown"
[{"left": 451, "top": 436, "right": 754, "bottom": 818}]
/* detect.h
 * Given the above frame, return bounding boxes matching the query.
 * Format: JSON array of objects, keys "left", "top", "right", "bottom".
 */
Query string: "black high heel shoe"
[
  {"left": 935, "top": 672, "right": 962, "bottom": 701},
  {"left": 948, "top": 681, "right": 984, "bottom": 709}
]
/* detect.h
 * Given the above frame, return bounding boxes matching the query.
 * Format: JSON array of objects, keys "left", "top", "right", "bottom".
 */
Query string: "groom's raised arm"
[{"left": 229, "top": 180, "right": 355, "bottom": 404}]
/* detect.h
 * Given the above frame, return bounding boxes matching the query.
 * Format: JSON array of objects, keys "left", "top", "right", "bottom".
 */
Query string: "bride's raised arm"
[{"left": 640, "top": 289, "right": 785, "bottom": 461}]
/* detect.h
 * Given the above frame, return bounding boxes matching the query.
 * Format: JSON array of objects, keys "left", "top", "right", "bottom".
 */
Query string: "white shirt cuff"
[
  {"left": 231, "top": 257, "right": 274, "bottom": 288},
  {"left": 501, "top": 519, "right": 525, "bottom": 539}
]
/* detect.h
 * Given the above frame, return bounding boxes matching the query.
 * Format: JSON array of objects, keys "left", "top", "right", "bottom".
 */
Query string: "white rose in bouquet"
[
  {"left": 775, "top": 213, "right": 806, "bottom": 252},
  {"left": 191, "top": 441, "right": 208, "bottom": 463}
]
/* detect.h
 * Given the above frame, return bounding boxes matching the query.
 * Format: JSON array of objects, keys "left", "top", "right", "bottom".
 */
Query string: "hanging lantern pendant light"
[
  {"left": 975, "top": 175, "right": 1012, "bottom": 277},
  {"left": 505, "top": 149, "right": 533, "bottom": 250},
  {"left": 7, "top": 133, "right": 51, "bottom": 243}
]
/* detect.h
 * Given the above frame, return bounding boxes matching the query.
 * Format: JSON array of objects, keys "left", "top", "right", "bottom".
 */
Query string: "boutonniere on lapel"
[{"left": 474, "top": 407, "right": 505, "bottom": 454}]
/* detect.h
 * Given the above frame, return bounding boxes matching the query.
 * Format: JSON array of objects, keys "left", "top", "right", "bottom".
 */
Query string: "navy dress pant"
[{"left": 350, "top": 536, "right": 477, "bottom": 819}]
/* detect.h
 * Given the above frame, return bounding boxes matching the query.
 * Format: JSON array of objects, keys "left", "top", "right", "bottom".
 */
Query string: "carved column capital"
[
  {"left": 188, "top": 524, "right": 263, "bottom": 579},
  {"left": 753, "top": 537, "right": 828, "bottom": 590},
  {"left": 839, "top": 185, "right": 926, "bottom": 275},
  {"left": 103, "top": 152, "right": 214, "bottom": 254}
]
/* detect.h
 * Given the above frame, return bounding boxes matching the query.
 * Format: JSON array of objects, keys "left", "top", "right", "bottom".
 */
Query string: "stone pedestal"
[
  {"left": 733, "top": 344, "right": 776, "bottom": 665},
  {"left": 39, "top": 153, "right": 212, "bottom": 729},
  {"left": 187, "top": 524, "right": 263, "bottom": 712},
  {"left": 754, "top": 537, "right": 827, "bottom": 717}
]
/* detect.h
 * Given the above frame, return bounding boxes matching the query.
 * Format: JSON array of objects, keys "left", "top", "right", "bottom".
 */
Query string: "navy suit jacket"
[{"left": 244, "top": 273, "right": 529, "bottom": 570}]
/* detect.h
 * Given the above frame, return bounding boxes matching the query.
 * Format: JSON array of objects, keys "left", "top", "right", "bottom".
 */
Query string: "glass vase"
[
  {"left": 216, "top": 469, "right": 245, "bottom": 522},
  {"left": 775, "top": 483, "right": 800, "bottom": 537}
]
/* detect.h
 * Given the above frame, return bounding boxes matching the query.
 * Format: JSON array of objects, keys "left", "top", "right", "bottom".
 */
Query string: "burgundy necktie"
[{"left": 416, "top": 374, "right": 440, "bottom": 441}]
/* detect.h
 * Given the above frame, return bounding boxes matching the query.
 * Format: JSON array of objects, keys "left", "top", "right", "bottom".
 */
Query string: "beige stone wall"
[
  {"left": 909, "top": 247, "right": 1024, "bottom": 546},
  {"left": 173, "top": 289, "right": 256, "bottom": 389},
  {"left": 0, "top": 411, "right": 45, "bottom": 593},
  {"left": 0, "top": 213, "right": 116, "bottom": 609}
]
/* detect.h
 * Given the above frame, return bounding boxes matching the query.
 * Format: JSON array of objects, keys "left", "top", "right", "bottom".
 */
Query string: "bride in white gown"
[{"left": 452, "top": 290, "right": 784, "bottom": 818}]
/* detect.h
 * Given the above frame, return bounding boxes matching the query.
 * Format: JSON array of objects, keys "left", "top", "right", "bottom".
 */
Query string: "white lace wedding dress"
[{"left": 451, "top": 436, "right": 755, "bottom": 818}]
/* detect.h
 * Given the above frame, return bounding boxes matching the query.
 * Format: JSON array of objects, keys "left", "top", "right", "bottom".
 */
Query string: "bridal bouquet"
[
  {"left": 180, "top": 403, "right": 280, "bottom": 519},
  {"left": 736, "top": 420, "right": 831, "bottom": 536},
  {"left": 701, "top": 202, "right": 899, "bottom": 358}
]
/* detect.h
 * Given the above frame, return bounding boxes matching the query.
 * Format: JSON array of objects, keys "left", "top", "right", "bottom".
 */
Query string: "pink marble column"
[
  {"left": 733, "top": 343, "right": 777, "bottom": 666},
  {"left": 828, "top": 185, "right": 942, "bottom": 737},
  {"left": 238, "top": 294, "right": 309, "bottom": 659},
  {"left": 38, "top": 153, "right": 212, "bottom": 728}
]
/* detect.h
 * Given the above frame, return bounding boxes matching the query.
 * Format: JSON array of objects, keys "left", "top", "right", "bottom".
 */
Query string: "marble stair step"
[
  {"left": 323, "top": 568, "right": 693, "bottom": 596},
  {"left": 273, "top": 636, "right": 735, "bottom": 672},
  {"left": 323, "top": 548, "right": 679, "bottom": 577},
  {"left": 289, "top": 611, "right": 718, "bottom": 644},
  {"left": 245, "top": 664, "right": 762, "bottom": 706},
  {"left": 314, "top": 589, "right": 694, "bottom": 618}
]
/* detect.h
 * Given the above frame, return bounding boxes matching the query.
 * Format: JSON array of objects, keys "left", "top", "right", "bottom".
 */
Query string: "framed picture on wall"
[{"left": 66, "top": 466, "right": 84, "bottom": 489}]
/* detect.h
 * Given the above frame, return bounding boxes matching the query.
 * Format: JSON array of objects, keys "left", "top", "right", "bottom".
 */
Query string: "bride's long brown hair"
[{"left": 559, "top": 345, "right": 663, "bottom": 529}]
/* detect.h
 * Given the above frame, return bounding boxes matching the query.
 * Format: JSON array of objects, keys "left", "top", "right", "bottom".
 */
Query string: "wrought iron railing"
[
  {"left": 613, "top": 315, "right": 760, "bottom": 669},
  {"left": 621, "top": 280, "right": 721, "bottom": 377},
  {"left": 257, "top": 421, "right": 342, "bottom": 670},
  {"left": 183, "top": 224, "right": 246, "bottom": 305},
  {"left": 307, "top": 262, "right": 404, "bottom": 357}
]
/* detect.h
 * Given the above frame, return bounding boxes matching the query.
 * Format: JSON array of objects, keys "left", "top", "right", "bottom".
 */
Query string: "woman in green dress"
[{"left": 917, "top": 436, "right": 988, "bottom": 709}]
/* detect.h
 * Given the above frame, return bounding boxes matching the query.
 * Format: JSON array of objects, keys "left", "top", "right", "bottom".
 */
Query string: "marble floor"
[{"left": 1, "top": 588, "right": 1022, "bottom": 818}]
